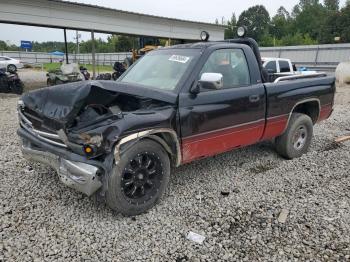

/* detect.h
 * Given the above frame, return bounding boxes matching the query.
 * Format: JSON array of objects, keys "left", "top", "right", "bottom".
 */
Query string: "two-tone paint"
[{"left": 18, "top": 41, "right": 336, "bottom": 174}]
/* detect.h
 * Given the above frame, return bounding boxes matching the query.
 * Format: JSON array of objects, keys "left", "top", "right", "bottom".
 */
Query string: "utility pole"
[
  {"left": 91, "top": 30, "right": 96, "bottom": 80},
  {"left": 74, "top": 30, "right": 81, "bottom": 63},
  {"left": 63, "top": 28, "right": 69, "bottom": 64}
]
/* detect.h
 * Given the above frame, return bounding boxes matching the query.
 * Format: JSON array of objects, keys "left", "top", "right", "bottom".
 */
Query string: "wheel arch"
[
  {"left": 114, "top": 128, "right": 181, "bottom": 167},
  {"left": 289, "top": 98, "right": 321, "bottom": 125}
]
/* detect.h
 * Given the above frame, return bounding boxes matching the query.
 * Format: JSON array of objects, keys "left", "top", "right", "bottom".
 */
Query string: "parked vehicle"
[
  {"left": 96, "top": 73, "right": 112, "bottom": 80},
  {"left": 17, "top": 28, "right": 335, "bottom": 216},
  {"left": 0, "top": 67, "right": 24, "bottom": 94},
  {"left": 79, "top": 66, "right": 90, "bottom": 80},
  {"left": 47, "top": 63, "right": 85, "bottom": 86},
  {"left": 0, "top": 56, "right": 24, "bottom": 72},
  {"left": 262, "top": 57, "right": 318, "bottom": 82},
  {"left": 112, "top": 62, "right": 126, "bottom": 80}
]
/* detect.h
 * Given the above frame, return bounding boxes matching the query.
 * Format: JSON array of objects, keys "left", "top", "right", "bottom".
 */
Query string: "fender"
[
  {"left": 114, "top": 128, "right": 182, "bottom": 167},
  {"left": 282, "top": 98, "right": 321, "bottom": 133}
]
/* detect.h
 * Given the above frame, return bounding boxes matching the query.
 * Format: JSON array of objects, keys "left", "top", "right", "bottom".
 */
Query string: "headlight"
[
  {"left": 237, "top": 26, "right": 247, "bottom": 38},
  {"left": 200, "top": 31, "right": 210, "bottom": 41}
]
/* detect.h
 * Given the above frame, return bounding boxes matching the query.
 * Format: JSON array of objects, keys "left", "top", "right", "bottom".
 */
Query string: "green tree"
[
  {"left": 270, "top": 6, "right": 291, "bottom": 40},
  {"left": 324, "top": 0, "right": 339, "bottom": 11},
  {"left": 237, "top": 5, "right": 270, "bottom": 41},
  {"left": 293, "top": 0, "right": 326, "bottom": 41},
  {"left": 338, "top": 3, "right": 350, "bottom": 42},
  {"left": 224, "top": 13, "right": 237, "bottom": 39}
]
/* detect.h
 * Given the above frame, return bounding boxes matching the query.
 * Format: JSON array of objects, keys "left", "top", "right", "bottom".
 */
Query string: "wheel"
[
  {"left": 275, "top": 113, "right": 313, "bottom": 159},
  {"left": 106, "top": 139, "right": 170, "bottom": 216},
  {"left": 12, "top": 81, "right": 24, "bottom": 94},
  {"left": 47, "top": 79, "right": 52, "bottom": 86},
  {"left": 112, "top": 72, "right": 119, "bottom": 81},
  {"left": 55, "top": 79, "right": 64, "bottom": 85},
  {"left": 7, "top": 64, "right": 17, "bottom": 72}
]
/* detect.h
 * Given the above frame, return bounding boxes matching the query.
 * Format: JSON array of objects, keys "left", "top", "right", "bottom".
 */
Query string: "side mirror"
[{"left": 198, "top": 73, "right": 223, "bottom": 90}]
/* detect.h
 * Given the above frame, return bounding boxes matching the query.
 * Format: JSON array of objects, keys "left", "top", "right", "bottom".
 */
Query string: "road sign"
[{"left": 20, "top": 40, "right": 32, "bottom": 50}]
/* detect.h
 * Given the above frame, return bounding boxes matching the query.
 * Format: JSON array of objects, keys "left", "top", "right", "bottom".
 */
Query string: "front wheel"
[
  {"left": 275, "top": 113, "right": 313, "bottom": 159},
  {"left": 106, "top": 139, "right": 170, "bottom": 216}
]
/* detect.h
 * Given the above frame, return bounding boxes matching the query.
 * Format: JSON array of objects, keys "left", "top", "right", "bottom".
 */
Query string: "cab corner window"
[
  {"left": 265, "top": 61, "right": 277, "bottom": 74},
  {"left": 279, "top": 60, "right": 290, "bottom": 73},
  {"left": 199, "top": 49, "right": 250, "bottom": 89}
]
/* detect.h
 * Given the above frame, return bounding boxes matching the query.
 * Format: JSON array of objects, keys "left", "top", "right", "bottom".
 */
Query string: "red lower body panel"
[
  {"left": 318, "top": 103, "right": 333, "bottom": 122},
  {"left": 181, "top": 104, "right": 333, "bottom": 164},
  {"left": 262, "top": 114, "right": 289, "bottom": 140},
  {"left": 181, "top": 120, "right": 265, "bottom": 164}
]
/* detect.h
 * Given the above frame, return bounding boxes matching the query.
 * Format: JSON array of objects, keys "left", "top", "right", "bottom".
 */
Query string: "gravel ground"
[{"left": 1, "top": 87, "right": 350, "bottom": 261}]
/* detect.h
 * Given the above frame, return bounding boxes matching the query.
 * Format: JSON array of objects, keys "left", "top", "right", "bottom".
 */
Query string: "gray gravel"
[{"left": 1, "top": 88, "right": 350, "bottom": 261}]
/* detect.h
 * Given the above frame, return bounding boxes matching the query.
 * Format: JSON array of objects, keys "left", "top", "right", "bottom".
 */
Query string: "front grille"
[{"left": 18, "top": 104, "right": 67, "bottom": 148}]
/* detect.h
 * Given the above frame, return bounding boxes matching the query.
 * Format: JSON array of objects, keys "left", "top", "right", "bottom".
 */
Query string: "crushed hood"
[{"left": 21, "top": 80, "right": 177, "bottom": 127}]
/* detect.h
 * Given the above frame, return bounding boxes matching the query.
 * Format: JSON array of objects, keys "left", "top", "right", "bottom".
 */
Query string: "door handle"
[{"left": 249, "top": 95, "right": 260, "bottom": 103}]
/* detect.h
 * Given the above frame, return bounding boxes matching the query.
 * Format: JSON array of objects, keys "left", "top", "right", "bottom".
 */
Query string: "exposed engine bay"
[{"left": 19, "top": 81, "right": 176, "bottom": 160}]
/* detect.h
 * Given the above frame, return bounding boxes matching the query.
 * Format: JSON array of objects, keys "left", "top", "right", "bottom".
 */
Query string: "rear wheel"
[
  {"left": 275, "top": 113, "right": 313, "bottom": 159},
  {"left": 7, "top": 64, "right": 16, "bottom": 72},
  {"left": 106, "top": 139, "right": 170, "bottom": 216}
]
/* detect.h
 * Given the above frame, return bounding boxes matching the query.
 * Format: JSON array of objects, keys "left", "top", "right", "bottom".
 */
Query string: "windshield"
[{"left": 119, "top": 49, "right": 200, "bottom": 91}]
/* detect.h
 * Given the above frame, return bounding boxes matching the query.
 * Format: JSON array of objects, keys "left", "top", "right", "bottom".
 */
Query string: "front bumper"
[{"left": 19, "top": 129, "right": 103, "bottom": 196}]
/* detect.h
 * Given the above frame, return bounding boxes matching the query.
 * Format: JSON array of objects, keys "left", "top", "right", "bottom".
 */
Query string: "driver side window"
[{"left": 199, "top": 49, "right": 250, "bottom": 89}]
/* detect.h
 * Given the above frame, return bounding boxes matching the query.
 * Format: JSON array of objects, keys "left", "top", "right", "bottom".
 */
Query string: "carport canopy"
[
  {"left": 0, "top": 0, "right": 225, "bottom": 41},
  {"left": 0, "top": 0, "right": 226, "bottom": 78}
]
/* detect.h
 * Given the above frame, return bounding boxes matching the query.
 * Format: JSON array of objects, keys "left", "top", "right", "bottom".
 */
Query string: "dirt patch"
[
  {"left": 249, "top": 162, "right": 277, "bottom": 174},
  {"left": 321, "top": 141, "right": 343, "bottom": 152}
]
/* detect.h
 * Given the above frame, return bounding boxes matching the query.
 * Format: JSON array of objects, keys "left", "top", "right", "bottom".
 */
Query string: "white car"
[{"left": 0, "top": 56, "right": 24, "bottom": 71}]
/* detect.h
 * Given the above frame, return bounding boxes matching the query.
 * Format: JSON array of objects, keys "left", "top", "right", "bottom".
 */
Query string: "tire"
[
  {"left": 112, "top": 72, "right": 119, "bottom": 81},
  {"left": 275, "top": 113, "right": 313, "bottom": 159},
  {"left": 47, "top": 78, "right": 52, "bottom": 86},
  {"left": 7, "top": 64, "right": 17, "bottom": 72},
  {"left": 106, "top": 139, "right": 170, "bottom": 216},
  {"left": 55, "top": 79, "right": 64, "bottom": 85}
]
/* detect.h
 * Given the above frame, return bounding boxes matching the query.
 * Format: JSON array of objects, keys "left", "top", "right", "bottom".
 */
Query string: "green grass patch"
[{"left": 42, "top": 63, "right": 113, "bottom": 72}]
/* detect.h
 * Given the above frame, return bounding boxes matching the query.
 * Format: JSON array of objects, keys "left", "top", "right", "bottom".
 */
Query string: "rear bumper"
[{"left": 18, "top": 128, "right": 103, "bottom": 196}]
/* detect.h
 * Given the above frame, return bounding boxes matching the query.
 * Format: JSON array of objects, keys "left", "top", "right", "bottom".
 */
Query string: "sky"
[{"left": 0, "top": 0, "right": 347, "bottom": 45}]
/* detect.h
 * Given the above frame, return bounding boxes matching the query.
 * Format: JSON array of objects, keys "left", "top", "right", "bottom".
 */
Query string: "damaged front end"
[{"left": 17, "top": 81, "right": 179, "bottom": 196}]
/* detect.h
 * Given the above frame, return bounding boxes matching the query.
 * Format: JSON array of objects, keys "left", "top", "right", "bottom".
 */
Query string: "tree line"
[
  {"left": 222, "top": 0, "right": 350, "bottom": 46},
  {"left": 0, "top": 35, "right": 138, "bottom": 53},
  {"left": 0, "top": 0, "right": 349, "bottom": 52}
]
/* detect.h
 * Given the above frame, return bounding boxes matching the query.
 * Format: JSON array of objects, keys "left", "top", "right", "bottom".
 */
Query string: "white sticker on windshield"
[{"left": 169, "top": 55, "right": 190, "bottom": 63}]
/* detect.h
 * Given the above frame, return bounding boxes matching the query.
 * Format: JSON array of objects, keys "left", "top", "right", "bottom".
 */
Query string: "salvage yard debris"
[
  {"left": 335, "top": 135, "right": 350, "bottom": 143},
  {"left": 277, "top": 209, "right": 289, "bottom": 223},
  {"left": 186, "top": 231, "right": 206, "bottom": 244}
]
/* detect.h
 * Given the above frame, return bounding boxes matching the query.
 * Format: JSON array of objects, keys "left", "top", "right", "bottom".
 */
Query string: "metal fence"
[
  {"left": 1, "top": 43, "right": 350, "bottom": 71},
  {"left": 0, "top": 51, "right": 131, "bottom": 66},
  {"left": 260, "top": 43, "right": 350, "bottom": 71}
]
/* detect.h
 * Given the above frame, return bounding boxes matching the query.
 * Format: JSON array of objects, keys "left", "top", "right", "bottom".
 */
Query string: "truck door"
[{"left": 179, "top": 48, "right": 266, "bottom": 163}]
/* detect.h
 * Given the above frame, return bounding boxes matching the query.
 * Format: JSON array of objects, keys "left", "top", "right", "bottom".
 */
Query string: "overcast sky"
[{"left": 0, "top": 0, "right": 347, "bottom": 45}]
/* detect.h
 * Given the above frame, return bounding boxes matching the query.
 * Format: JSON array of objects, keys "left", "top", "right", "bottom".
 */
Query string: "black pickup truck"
[{"left": 17, "top": 28, "right": 335, "bottom": 216}]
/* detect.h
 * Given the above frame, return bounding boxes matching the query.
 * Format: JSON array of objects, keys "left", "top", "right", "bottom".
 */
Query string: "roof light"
[
  {"left": 237, "top": 26, "right": 247, "bottom": 38},
  {"left": 200, "top": 31, "right": 210, "bottom": 41}
]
